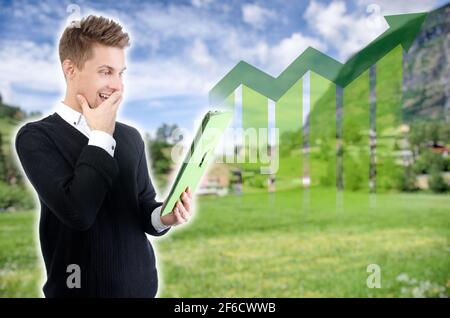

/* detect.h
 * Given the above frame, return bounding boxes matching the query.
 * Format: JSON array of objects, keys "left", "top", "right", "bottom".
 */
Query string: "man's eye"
[{"left": 101, "top": 70, "right": 112, "bottom": 75}]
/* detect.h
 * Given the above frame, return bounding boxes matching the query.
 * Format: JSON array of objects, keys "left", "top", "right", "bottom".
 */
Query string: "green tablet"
[{"left": 160, "top": 110, "right": 233, "bottom": 216}]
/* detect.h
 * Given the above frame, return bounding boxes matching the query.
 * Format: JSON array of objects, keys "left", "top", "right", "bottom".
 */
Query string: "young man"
[{"left": 15, "top": 15, "right": 192, "bottom": 297}]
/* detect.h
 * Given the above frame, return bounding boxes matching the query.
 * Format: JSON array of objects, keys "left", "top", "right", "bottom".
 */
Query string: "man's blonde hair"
[{"left": 59, "top": 15, "right": 130, "bottom": 70}]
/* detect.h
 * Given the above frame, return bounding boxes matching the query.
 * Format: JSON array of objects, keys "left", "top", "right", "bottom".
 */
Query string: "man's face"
[{"left": 72, "top": 43, "right": 126, "bottom": 108}]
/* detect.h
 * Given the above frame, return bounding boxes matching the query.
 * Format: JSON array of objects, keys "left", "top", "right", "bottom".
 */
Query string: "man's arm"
[
  {"left": 136, "top": 137, "right": 170, "bottom": 236},
  {"left": 15, "top": 125, "right": 119, "bottom": 231}
]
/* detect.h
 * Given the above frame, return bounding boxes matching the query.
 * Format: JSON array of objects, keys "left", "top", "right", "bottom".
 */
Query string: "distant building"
[
  {"left": 430, "top": 145, "right": 450, "bottom": 157},
  {"left": 197, "top": 163, "right": 230, "bottom": 196},
  {"left": 416, "top": 172, "right": 450, "bottom": 190}
]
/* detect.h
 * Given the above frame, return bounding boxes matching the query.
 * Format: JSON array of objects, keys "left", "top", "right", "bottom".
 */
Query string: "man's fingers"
[
  {"left": 76, "top": 94, "right": 90, "bottom": 113},
  {"left": 176, "top": 202, "right": 189, "bottom": 221},
  {"left": 110, "top": 91, "right": 123, "bottom": 106},
  {"left": 99, "top": 91, "right": 122, "bottom": 108},
  {"left": 176, "top": 202, "right": 188, "bottom": 220},
  {"left": 180, "top": 192, "right": 191, "bottom": 212},
  {"left": 95, "top": 91, "right": 122, "bottom": 114},
  {"left": 173, "top": 207, "right": 185, "bottom": 224},
  {"left": 185, "top": 187, "right": 193, "bottom": 199},
  {"left": 111, "top": 94, "right": 123, "bottom": 112}
]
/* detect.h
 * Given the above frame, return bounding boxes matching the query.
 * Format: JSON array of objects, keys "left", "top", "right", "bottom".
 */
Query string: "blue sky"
[{"left": 0, "top": 0, "right": 447, "bottom": 136}]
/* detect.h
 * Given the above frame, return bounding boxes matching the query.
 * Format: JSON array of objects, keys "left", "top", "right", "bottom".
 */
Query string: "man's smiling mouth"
[{"left": 99, "top": 93, "right": 111, "bottom": 102}]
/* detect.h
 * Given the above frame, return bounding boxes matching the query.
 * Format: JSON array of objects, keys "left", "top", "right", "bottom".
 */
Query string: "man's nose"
[{"left": 108, "top": 75, "right": 123, "bottom": 92}]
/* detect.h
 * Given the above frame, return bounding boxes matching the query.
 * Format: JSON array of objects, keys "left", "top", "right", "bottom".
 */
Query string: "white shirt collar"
[
  {"left": 53, "top": 101, "right": 117, "bottom": 157},
  {"left": 55, "top": 101, "right": 90, "bottom": 137}
]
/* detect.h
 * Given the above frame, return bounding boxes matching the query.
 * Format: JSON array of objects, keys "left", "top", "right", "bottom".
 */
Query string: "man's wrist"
[
  {"left": 88, "top": 130, "right": 116, "bottom": 157},
  {"left": 151, "top": 206, "right": 171, "bottom": 232}
]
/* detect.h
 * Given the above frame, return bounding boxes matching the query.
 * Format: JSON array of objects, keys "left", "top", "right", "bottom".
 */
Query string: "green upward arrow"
[{"left": 209, "top": 12, "right": 427, "bottom": 106}]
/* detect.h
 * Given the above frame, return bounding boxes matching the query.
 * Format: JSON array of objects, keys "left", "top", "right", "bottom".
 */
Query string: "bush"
[
  {"left": 428, "top": 169, "right": 448, "bottom": 193},
  {"left": 377, "top": 157, "right": 403, "bottom": 191},
  {"left": 0, "top": 182, "right": 35, "bottom": 210},
  {"left": 245, "top": 175, "right": 266, "bottom": 189},
  {"left": 344, "top": 156, "right": 364, "bottom": 191},
  {"left": 413, "top": 149, "right": 446, "bottom": 174},
  {"left": 396, "top": 166, "right": 418, "bottom": 192}
]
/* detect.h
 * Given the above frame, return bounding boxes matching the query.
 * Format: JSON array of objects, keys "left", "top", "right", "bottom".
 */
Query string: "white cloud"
[
  {"left": 188, "top": 39, "right": 215, "bottom": 68},
  {"left": 356, "top": 0, "right": 438, "bottom": 15},
  {"left": 220, "top": 30, "right": 327, "bottom": 76},
  {"left": 304, "top": 0, "right": 388, "bottom": 61},
  {"left": 0, "top": 40, "right": 64, "bottom": 109},
  {"left": 5, "top": 0, "right": 67, "bottom": 40},
  {"left": 0, "top": 80, "right": 15, "bottom": 105},
  {"left": 304, "top": 0, "right": 439, "bottom": 62},
  {"left": 220, "top": 32, "right": 269, "bottom": 66},
  {"left": 268, "top": 32, "right": 326, "bottom": 74},
  {"left": 127, "top": 3, "right": 228, "bottom": 41},
  {"left": 10, "top": 92, "right": 59, "bottom": 114},
  {"left": 304, "top": 1, "right": 349, "bottom": 40},
  {"left": 242, "top": 3, "right": 276, "bottom": 29},
  {"left": 125, "top": 58, "right": 217, "bottom": 102}
]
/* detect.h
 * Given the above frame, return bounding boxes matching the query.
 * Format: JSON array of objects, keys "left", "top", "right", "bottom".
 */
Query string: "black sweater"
[{"left": 15, "top": 113, "right": 169, "bottom": 298}]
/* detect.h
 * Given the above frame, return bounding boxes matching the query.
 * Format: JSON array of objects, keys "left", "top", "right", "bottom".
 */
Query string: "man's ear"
[{"left": 62, "top": 59, "right": 76, "bottom": 80}]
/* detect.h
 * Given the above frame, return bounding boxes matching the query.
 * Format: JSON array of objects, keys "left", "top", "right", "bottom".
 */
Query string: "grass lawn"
[
  {"left": 1, "top": 188, "right": 449, "bottom": 297},
  {"left": 0, "top": 210, "right": 43, "bottom": 297}
]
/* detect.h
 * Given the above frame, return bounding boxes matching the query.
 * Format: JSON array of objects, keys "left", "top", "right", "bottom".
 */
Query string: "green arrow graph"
[
  {"left": 212, "top": 11, "right": 429, "bottom": 198},
  {"left": 209, "top": 12, "right": 427, "bottom": 106}
]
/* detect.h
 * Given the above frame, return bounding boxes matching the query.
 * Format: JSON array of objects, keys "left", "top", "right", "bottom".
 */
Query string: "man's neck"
[{"left": 63, "top": 94, "right": 82, "bottom": 114}]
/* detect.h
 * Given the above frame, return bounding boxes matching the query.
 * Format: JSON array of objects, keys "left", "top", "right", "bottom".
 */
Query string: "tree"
[
  {"left": 156, "top": 123, "right": 180, "bottom": 144},
  {"left": 0, "top": 132, "right": 6, "bottom": 182},
  {"left": 148, "top": 139, "right": 172, "bottom": 175},
  {"left": 146, "top": 123, "right": 179, "bottom": 176},
  {"left": 438, "top": 123, "right": 450, "bottom": 145},
  {"left": 425, "top": 122, "right": 440, "bottom": 147},
  {"left": 408, "top": 121, "right": 426, "bottom": 159}
]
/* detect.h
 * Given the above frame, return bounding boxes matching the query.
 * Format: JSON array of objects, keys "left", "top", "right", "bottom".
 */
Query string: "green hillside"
[
  {"left": 309, "top": 3, "right": 450, "bottom": 127},
  {"left": 0, "top": 100, "right": 35, "bottom": 210},
  {"left": 302, "top": 3, "right": 450, "bottom": 193}
]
